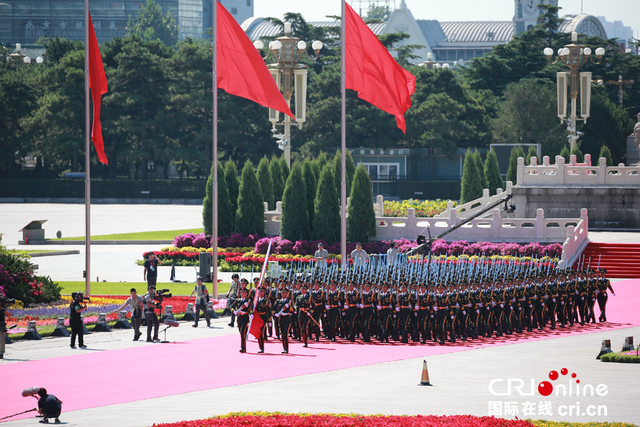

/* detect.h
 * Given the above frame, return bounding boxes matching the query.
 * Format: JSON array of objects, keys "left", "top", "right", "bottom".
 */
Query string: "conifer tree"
[
  {"left": 461, "top": 150, "right": 483, "bottom": 203},
  {"left": 313, "top": 164, "right": 340, "bottom": 242},
  {"left": 599, "top": 145, "right": 612, "bottom": 166},
  {"left": 347, "top": 165, "right": 376, "bottom": 242},
  {"left": 235, "top": 160, "right": 265, "bottom": 236},
  {"left": 484, "top": 149, "right": 504, "bottom": 196},
  {"left": 279, "top": 155, "right": 290, "bottom": 184},
  {"left": 315, "top": 151, "right": 328, "bottom": 171},
  {"left": 559, "top": 145, "right": 570, "bottom": 163},
  {"left": 571, "top": 144, "right": 584, "bottom": 163},
  {"left": 303, "top": 160, "right": 318, "bottom": 230},
  {"left": 270, "top": 156, "right": 284, "bottom": 203},
  {"left": 224, "top": 160, "right": 239, "bottom": 226},
  {"left": 332, "top": 149, "right": 357, "bottom": 198},
  {"left": 506, "top": 146, "right": 525, "bottom": 185},
  {"left": 203, "top": 161, "right": 233, "bottom": 236},
  {"left": 473, "top": 150, "right": 488, "bottom": 190},
  {"left": 257, "top": 156, "right": 274, "bottom": 210},
  {"left": 281, "top": 162, "right": 309, "bottom": 241},
  {"left": 526, "top": 145, "right": 538, "bottom": 165}
]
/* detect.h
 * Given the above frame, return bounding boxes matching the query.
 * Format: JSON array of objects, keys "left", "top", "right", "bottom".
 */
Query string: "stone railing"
[
  {"left": 558, "top": 208, "right": 589, "bottom": 269},
  {"left": 434, "top": 182, "right": 513, "bottom": 219},
  {"left": 266, "top": 199, "right": 582, "bottom": 244},
  {"left": 517, "top": 155, "right": 640, "bottom": 187}
]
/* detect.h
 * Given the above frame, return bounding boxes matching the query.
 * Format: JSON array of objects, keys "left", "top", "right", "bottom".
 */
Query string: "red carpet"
[
  {"left": 575, "top": 242, "right": 640, "bottom": 278},
  {"left": 2, "top": 280, "right": 639, "bottom": 423}
]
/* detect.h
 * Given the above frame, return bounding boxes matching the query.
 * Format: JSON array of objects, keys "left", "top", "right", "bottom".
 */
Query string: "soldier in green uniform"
[
  {"left": 310, "top": 281, "right": 325, "bottom": 342},
  {"left": 296, "top": 284, "right": 312, "bottom": 347},
  {"left": 596, "top": 268, "right": 615, "bottom": 322},
  {"left": 376, "top": 282, "right": 393, "bottom": 343},
  {"left": 344, "top": 282, "right": 360, "bottom": 342},
  {"left": 232, "top": 288, "right": 252, "bottom": 353},
  {"left": 273, "top": 288, "right": 294, "bottom": 353},
  {"left": 360, "top": 282, "right": 375, "bottom": 342},
  {"left": 254, "top": 287, "right": 270, "bottom": 353}
]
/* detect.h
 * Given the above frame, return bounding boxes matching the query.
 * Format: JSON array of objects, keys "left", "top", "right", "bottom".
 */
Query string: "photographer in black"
[
  {"left": 37, "top": 388, "right": 62, "bottom": 424},
  {"left": 143, "top": 286, "right": 160, "bottom": 342},
  {"left": 70, "top": 292, "right": 88, "bottom": 349}
]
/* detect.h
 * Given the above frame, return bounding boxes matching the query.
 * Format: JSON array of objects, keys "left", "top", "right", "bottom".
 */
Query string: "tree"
[
  {"left": 347, "top": 165, "right": 376, "bottom": 243},
  {"left": 126, "top": 0, "right": 178, "bottom": 46},
  {"left": 473, "top": 150, "right": 488, "bottom": 190},
  {"left": 312, "top": 164, "right": 341, "bottom": 242},
  {"left": 571, "top": 144, "right": 584, "bottom": 163},
  {"left": 461, "top": 150, "right": 483, "bottom": 203},
  {"left": 332, "top": 149, "right": 356, "bottom": 199},
  {"left": 315, "top": 151, "right": 328, "bottom": 171},
  {"left": 491, "top": 79, "right": 565, "bottom": 157},
  {"left": 599, "top": 145, "right": 613, "bottom": 166},
  {"left": 224, "top": 160, "right": 240, "bottom": 226},
  {"left": 257, "top": 156, "right": 274, "bottom": 210},
  {"left": 506, "top": 146, "right": 525, "bottom": 185},
  {"left": 280, "top": 162, "right": 309, "bottom": 241},
  {"left": 203, "top": 161, "right": 232, "bottom": 236},
  {"left": 303, "top": 160, "right": 318, "bottom": 230},
  {"left": 484, "top": 149, "right": 504, "bottom": 196},
  {"left": 235, "top": 160, "right": 265, "bottom": 236},
  {"left": 270, "top": 156, "right": 284, "bottom": 203},
  {"left": 559, "top": 145, "right": 570, "bottom": 163},
  {"left": 279, "top": 155, "right": 290, "bottom": 184},
  {"left": 525, "top": 145, "right": 538, "bottom": 165}
]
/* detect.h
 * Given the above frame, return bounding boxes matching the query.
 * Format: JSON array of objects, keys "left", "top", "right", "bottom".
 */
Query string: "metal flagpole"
[
  {"left": 211, "top": 0, "right": 219, "bottom": 297},
  {"left": 84, "top": 0, "right": 91, "bottom": 296},
  {"left": 340, "top": 0, "right": 347, "bottom": 271}
]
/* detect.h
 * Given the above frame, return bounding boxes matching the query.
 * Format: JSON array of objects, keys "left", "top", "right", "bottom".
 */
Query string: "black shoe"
[
  {"left": 80, "top": 345, "right": 87, "bottom": 348},
  {"left": 70, "top": 345, "right": 76, "bottom": 349},
  {"left": 228, "top": 323, "right": 234, "bottom": 327},
  {"left": 153, "top": 337, "right": 160, "bottom": 341},
  {"left": 39, "top": 419, "right": 49, "bottom": 424},
  {"left": 192, "top": 324, "right": 198, "bottom": 328},
  {"left": 239, "top": 349, "right": 246, "bottom": 353},
  {"left": 207, "top": 323, "right": 211, "bottom": 327},
  {"left": 282, "top": 350, "right": 288, "bottom": 354},
  {"left": 54, "top": 419, "right": 61, "bottom": 424},
  {"left": 146, "top": 339, "right": 153, "bottom": 342},
  {"left": 258, "top": 349, "right": 264, "bottom": 353},
  {"left": 303, "top": 343, "right": 308, "bottom": 347}
]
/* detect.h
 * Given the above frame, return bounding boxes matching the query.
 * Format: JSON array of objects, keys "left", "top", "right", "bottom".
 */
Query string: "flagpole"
[
  {"left": 84, "top": 0, "right": 91, "bottom": 296},
  {"left": 212, "top": 0, "right": 219, "bottom": 297},
  {"left": 340, "top": 0, "right": 347, "bottom": 270}
]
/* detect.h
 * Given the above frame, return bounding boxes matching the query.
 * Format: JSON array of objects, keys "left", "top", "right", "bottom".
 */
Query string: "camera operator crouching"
[{"left": 143, "top": 286, "right": 160, "bottom": 342}]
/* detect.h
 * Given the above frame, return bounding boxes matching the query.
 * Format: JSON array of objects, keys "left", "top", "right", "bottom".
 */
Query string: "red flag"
[
  {"left": 217, "top": 1, "right": 293, "bottom": 119},
  {"left": 88, "top": 12, "right": 109, "bottom": 165},
  {"left": 344, "top": 2, "right": 415, "bottom": 133}
]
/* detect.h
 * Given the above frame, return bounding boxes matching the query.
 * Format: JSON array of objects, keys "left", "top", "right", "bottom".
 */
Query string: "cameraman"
[
  {"left": 189, "top": 276, "right": 211, "bottom": 327},
  {"left": 70, "top": 292, "right": 87, "bottom": 349},
  {"left": 37, "top": 388, "right": 62, "bottom": 424},
  {"left": 143, "top": 286, "right": 160, "bottom": 342},
  {"left": 112, "top": 288, "right": 144, "bottom": 341},
  {"left": 143, "top": 252, "right": 161, "bottom": 290}
]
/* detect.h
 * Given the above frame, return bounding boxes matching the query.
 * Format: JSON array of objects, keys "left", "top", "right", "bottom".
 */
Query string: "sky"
[{"left": 254, "top": 0, "right": 640, "bottom": 39}]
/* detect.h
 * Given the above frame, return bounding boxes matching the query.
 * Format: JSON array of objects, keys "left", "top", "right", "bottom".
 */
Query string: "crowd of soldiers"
[{"left": 229, "top": 260, "right": 615, "bottom": 354}]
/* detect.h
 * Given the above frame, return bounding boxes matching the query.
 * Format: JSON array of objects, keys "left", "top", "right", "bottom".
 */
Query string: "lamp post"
[
  {"left": 254, "top": 23, "right": 322, "bottom": 168},
  {"left": 544, "top": 32, "right": 605, "bottom": 152},
  {"left": 420, "top": 52, "right": 436, "bottom": 69}
]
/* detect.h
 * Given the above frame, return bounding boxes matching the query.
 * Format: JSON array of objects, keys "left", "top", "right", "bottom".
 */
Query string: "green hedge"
[
  {"left": 0, "top": 179, "right": 206, "bottom": 199},
  {"left": 600, "top": 352, "right": 640, "bottom": 363},
  {"left": 398, "top": 180, "right": 461, "bottom": 200}
]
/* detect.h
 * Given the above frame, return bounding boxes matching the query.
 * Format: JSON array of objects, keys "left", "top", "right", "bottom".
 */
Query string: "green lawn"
[
  {"left": 53, "top": 228, "right": 202, "bottom": 241},
  {"left": 58, "top": 281, "right": 230, "bottom": 296},
  {"left": 10, "top": 249, "right": 60, "bottom": 254}
]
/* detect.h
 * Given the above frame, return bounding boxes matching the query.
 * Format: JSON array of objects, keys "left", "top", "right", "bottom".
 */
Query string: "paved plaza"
[{"left": 1, "top": 204, "right": 639, "bottom": 426}]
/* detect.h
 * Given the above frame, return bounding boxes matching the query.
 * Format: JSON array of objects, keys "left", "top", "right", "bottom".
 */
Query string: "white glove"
[
  {"left": 478, "top": 303, "right": 483, "bottom": 308},
  {"left": 500, "top": 304, "right": 504, "bottom": 308},
  {"left": 455, "top": 303, "right": 460, "bottom": 308},
  {"left": 233, "top": 310, "right": 238, "bottom": 316},
  {"left": 462, "top": 310, "right": 466, "bottom": 315},
  {"left": 285, "top": 303, "right": 290, "bottom": 308},
  {"left": 467, "top": 303, "right": 472, "bottom": 307},
  {"left": 434, "top": 307, "right": 438, "bottom": 311},
  {"left": 377, "top": 305, "right": 382, "bottom": 310},
  {"left": 274, "top": 313, "right": 280, "bottom": 317},
  {"left": 476, "top": 309, "right": 480, "bottom": 314},
  {"left": 325, "top": 305, "right": 330, "bottom": 310},
  {"left": 450, "top": 315, "right": 455, "bottom": 319},
  {"left": 395, "top": 307, "right": 400, "bottom": 312},
  {"left": 529, "top": 304, "right": 533, "bottom": 308}
]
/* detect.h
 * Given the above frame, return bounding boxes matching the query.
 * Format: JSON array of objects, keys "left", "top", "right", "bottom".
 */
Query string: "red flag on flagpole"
[
  {"left": 216, "top": 1, "right": 294, "bottom": 119},
  {"left": 344, "top": 2, "right": 415, "bottom": 133},
  {"left": 88, "top": 11, "right": 109, "bottom": 165}
]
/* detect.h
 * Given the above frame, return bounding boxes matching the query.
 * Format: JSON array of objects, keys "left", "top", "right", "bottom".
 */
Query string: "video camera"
[{"left": 154, "top": 289, "right": 172, "bottom": 307}]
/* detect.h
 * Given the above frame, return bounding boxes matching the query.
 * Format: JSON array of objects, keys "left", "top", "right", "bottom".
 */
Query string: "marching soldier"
[
  {"left": 310, "top": 281, "right": 325, "bottom": 342},
  {"left": 273, "top": 288, "right": 294, "bottom": 353},
  {"left": 254, "top": 287, "right": 270, "bottom": 353},
  {"left": 296, "top": 284, "right": 312, "bottom": 347},
  {"left": 344, "top": 282, "right": 360, "bottom": 342},
  {"left": 376, "top": 282, "right": 393, "bottom": 343},
  {"left": 596, "top": 268, "right": 614, "bottom": 322},
  {"left": 232, "top": 288, "right": 252, "bottom": 353}
]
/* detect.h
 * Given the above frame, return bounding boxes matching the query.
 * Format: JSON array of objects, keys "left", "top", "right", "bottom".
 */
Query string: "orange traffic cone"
[{"left": 419, "top": 359, "right": 431, "bottom": 386}]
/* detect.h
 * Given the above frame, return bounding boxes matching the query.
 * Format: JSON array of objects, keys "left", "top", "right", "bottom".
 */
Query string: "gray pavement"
[{"left": 1, "top": 203, "right": 640, "bottom": 426}]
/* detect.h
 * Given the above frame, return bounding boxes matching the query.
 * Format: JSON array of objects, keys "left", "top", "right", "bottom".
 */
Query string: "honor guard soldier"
[
  {"left": 310, "top": 281, "right": 325, "bottom": 342},
  {"left": 344, "top": 282, "right": 360, "bottom": 342},
  {"left": 296, "top": 284, "right": 312, "bottom": 347},
  {"left": 376, "top": 282, "right": 393, "bottom": 343},
  {"left": 596, "top": 268, "right": 614, "bottom": 321},
  {"left": 360, "top": 282, "right": 375, "bottom": 342},
  {"left": 273, "top": 288, "right": 294, "bottom": 353},
  {"left": 232, "top": 288, "right": 252, "bottom": 353},
  {"left": 325, "top": 281, "right": 342, "bottom": 341},
  {"left": 254, "top": 287, "right": 270, "bottom": 353}
]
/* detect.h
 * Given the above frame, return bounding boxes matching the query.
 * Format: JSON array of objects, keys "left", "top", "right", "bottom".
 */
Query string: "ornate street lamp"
[
  {"left": 544, "top": 32, "right": 605, "bottom": 152},
  {"left": 7, "top": 43, "right": 44, "bottom": 66},
  {"left": 254, "top": 23, "right": 322, "bottom": 167},
  {"left": 420, "top": 52, "right": 436, "bottom": 69}
]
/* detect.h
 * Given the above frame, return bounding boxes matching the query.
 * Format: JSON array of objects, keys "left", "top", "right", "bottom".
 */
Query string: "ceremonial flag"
[
  {"left": 248, "top": 238, "right": 273, "bottom": 339},
  {"left": 88, "top": 11, "right": 108, "bottom": 165},
  {"left": 216, "top": 1, "right": 294, "bottom": 119},
  {"left": 344, "top": 2, "right": 415, "bottom": 133}
]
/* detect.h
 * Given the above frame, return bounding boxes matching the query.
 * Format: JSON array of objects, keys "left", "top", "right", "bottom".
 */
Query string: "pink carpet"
[{"left": 2, "top": 279, "right": 639, "bottom": 422}]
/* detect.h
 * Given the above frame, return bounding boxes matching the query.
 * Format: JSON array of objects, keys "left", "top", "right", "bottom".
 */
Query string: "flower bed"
[
  {"left": 151, "top": 413, "right": 535, "bottom": 427},
  {"left": 5, "top": 295, "right": 227, "bottom": 334},
  {"left": 384, "top": 198, "right": 456, "bottom": 217}
]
